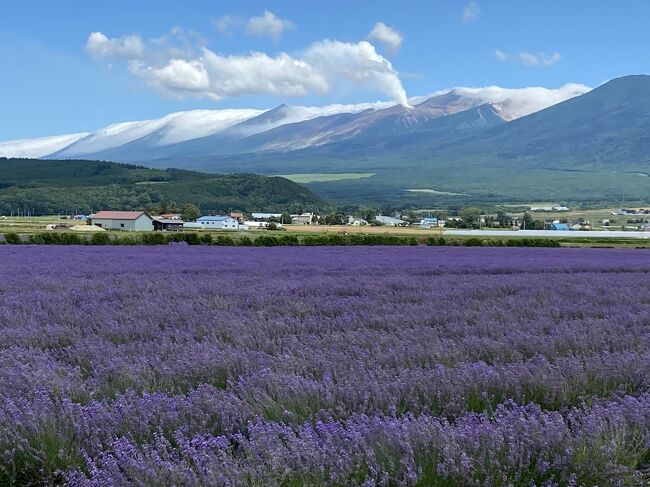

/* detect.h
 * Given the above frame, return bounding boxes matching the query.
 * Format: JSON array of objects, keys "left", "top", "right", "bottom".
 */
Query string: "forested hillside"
[{"left": 0, "top": 158, "right": 328, "bottom": 215}]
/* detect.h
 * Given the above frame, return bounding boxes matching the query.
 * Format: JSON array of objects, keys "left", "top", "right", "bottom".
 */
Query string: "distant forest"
[{"left": 0, "top": 158, "right": 328, "bottom": 215}]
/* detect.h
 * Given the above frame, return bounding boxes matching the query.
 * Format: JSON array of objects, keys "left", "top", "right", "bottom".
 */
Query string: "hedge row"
[{"left": 1, "top": 232, "right": 561, "bottom": 248}]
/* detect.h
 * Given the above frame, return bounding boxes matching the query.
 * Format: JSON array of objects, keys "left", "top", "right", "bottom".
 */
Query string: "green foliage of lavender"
[
  {"left": 0, "top": 246, "right": 648, "bottom": 485},
  {"left": 2, "top": 231, "right": 561, "bottom": 248}
]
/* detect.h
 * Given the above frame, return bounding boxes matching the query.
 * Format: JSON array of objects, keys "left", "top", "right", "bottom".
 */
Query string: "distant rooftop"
[
  {"left": 153, "top": 217, "right": 184, "bottom": 224},
  {"left": 197, "top": 215, "right": 232, "bottom": 222},
  {"left": 92, "top": 211, "right": 146, "bottom": 220},
  {"left": 252, "top": 212, "right": 282, "bottom": 219}
]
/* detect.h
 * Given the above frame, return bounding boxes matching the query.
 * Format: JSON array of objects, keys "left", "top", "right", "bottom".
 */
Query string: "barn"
[{"left": 90, "top": 211, "right": 154, "bottom": 231}]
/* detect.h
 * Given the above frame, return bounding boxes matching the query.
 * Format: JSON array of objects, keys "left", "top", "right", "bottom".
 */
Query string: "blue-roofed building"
[
  {"left": 419, "top": 217, "right": 438, "bottom": 228},
  {"left": 550, "top": 223, "right": 570, "bottom": 231},
  {"left": 195, "top": 215, "right": 239, "bottom": 230}
]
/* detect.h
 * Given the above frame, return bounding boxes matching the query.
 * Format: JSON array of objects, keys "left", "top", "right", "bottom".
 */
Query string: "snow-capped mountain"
[
  {"left": 0, "top": 84, "right": 590, "bottom": 163},
  {"left": 0, "top": 133, "right": 89, "bottom": 159}
]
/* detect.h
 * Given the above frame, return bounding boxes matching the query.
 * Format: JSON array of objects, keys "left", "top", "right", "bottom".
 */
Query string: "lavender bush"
[{"left": 0, "top": 246, "right": 648, "bottom": 485}]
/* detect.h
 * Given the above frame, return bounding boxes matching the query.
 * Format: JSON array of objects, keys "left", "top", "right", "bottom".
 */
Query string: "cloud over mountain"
[{"left": 85, "top": 31, "right": 408, "bottom": 105}]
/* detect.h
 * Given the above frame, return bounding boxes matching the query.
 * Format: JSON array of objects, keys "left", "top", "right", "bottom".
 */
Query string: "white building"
[
  {"left": 375, "top": 215, "right": 407, "bottom": 226},
  {"left": 195, "top": 216, "right": 240, "bottom": 230},
  {"left": 291, "top": 212, "right": 314, "bottom": 224},
  {"left": 242, "top": 221, "right": 283, "bottom": 229},
  {"left": 419, "top": 217, "right": 438, "bottom": 228},
  {"left": 348, "top": 217, "right": 368, "bottom": 226}
]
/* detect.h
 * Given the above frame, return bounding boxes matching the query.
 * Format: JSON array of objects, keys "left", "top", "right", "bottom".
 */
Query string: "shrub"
[
  {"left": 113, "top": 235, "right": 140, "bottom": 245},
  {"left": 28, "top": 233, "right": 83, "bottom": 245},
  {"left": 426, "top": 237, "right": 447, "bottom": 246},
  {"left": 170, "top": 233, "right": 201, "bottom": 245},
  {"left": 141, "top": 233, "right": 169, "bottom": 245},
  {"left": 3, "top": 233, "right": 22, "bottom": 245},
  {"left": 90, "top": 233, "right": 111, "bottom": 245},
  {"left": 463, "top": 238, "right": 485, "bottom": 247},
  {"left": 254, "top": 235, "right": 280, "bottom": 246},
  {"left": 301, "top": 235, "right": 330, "bottom": 246},
  {"left": 238, "top": 236, "right": 253, "bottom": 246},
  {"left": 213, "top": 235, "right": 235, "bottom": 246},
  {"left": 277, "top": 235, "right": 299, "bottom": 246}
]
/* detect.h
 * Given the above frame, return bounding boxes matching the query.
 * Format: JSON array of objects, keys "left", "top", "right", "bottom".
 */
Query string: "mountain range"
[{"left": 2, "top": 76, "right": 650, "bottom": 204}]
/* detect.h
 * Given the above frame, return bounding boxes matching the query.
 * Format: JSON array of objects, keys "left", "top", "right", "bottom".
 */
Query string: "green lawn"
[{"left": 277, "top": 173, "right": 376, "bottom": 183}]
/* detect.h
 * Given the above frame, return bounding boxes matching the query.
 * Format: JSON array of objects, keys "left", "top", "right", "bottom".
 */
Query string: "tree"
[
  {"left": 460, "top": 207, "right": 481, "bottom": 228},
  {"left": 363, "top": 209, "right": 377, "bottom": 223},
  {"left": 496, "top": 210, "right": 511, "bottom": 227},
  {"left": 324, "top": 212, "right": 345, "bottom": 225},
  {"left": 280, "top": 212, "right": 293, "bottom": 225},
  {"left": 521, "top": 212, "right": 534, "bottom": 230},
  {"left": 181, "top": 203, "right": 201, "bottom": 221}
]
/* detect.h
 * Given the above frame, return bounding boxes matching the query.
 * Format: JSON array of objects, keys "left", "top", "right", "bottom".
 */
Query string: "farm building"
[
  {"left": 550, "top": 223, "right": 570, "bottom": 231},
  {"left": 348, "top": 217, "right": 368, "bottom": 226},
  {"left": 419, "top": 217, "right": 438, "bottom": 228},
  {"left": 159, "top": 213, "right": 182, "bottom": 220},
  {"left": 152, "top": 217, "right": 184, "bottom": 231},
  {"left": 90, "top": 211, "right": 154, "bottom": 231},
  {"left": 196, "top": 216, "right": 240, "bottom": 230},
  {"left": 229, "top": 211, "right": 244, "bottom": 222},
  {"left": 291, "top": 213, "right": 314, "bottom": 224},
  {"left": 375, "top": 215, "right": 407, "bottom": 226}
]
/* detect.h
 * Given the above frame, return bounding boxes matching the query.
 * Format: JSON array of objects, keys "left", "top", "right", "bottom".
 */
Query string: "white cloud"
[
  {"left": 518, "top": 51, "right": 562, "bottom": 66},
  {"left": 418, "top": 83, "right": 590, "bottom": 120},
  {"left": 245, "top": 10, "right": 295, "bottom": 42},
  {"left": 495, "top": 49, "right": 562, "bottom": 67},
  {"left": 214, "top": 15, "right": 242, "bottom": 36},
  {"left": 89, "top": 32, "right": 408, "bottom": 105},
  {"left": 367, "top": 22, "right": 403, "bottom": 55},
  {"left": 0, "top": 133, "right": 90, "bottom": 158},
  {"left": 129, "top": 49, "right": 328, "bottom": 101},
  {"left": 304, "top": 39, "right": 408, "bottom": 106},
  {"left": 463, "top": 2, "right": 480, "bottom": 23},
  {"left": 85, "top": 31, "right": 145, "bottom": 59}
]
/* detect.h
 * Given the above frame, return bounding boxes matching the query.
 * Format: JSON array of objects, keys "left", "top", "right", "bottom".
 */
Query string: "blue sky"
[{"left": 1, "top": 0, "right": 649, "bottom": 139}]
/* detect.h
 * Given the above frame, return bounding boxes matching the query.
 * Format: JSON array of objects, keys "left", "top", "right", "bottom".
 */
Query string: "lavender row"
[{"left": 61, "top": 394, "right": 649, "bottom": 486}]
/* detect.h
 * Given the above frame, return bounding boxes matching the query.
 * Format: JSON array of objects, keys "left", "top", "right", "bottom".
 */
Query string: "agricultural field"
[{"left": 1, "top": 246, "right": 649, "bottom": 485}]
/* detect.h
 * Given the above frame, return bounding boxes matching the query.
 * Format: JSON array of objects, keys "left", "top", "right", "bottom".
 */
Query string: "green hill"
[{"left": 0, "top": 158, "right": 328, "bottom": 215}]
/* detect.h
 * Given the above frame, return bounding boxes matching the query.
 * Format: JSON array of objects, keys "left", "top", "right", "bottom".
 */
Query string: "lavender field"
[{"left": 1, "top": 246, "right": 649, "bottom": 485}]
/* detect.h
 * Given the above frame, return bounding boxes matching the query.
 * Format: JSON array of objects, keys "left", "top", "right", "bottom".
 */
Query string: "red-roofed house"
[{"left": 90, "top": 211, "right": 154, "bottom": 231}]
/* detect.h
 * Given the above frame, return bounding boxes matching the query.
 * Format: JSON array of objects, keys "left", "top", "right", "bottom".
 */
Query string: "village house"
[
  {"left": 291, "top": 212, "right": 314, "bottom": 224},
  {"left": 348, "top": 216, "right": 368, "bottom": 226},
  {"left": 229, "top": 211, "right": 244, "bottom": 222},
  {"left": 90, "top": 211, "right": 154, "bottom": 231}
]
